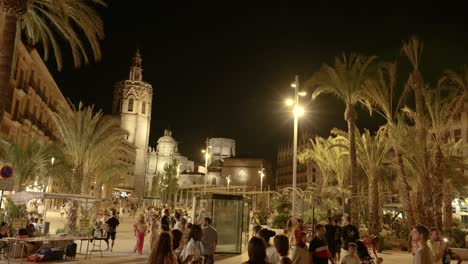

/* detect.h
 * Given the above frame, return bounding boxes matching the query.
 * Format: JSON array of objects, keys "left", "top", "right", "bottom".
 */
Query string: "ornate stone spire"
[{"left": 129, "top": 49, "right": 143, "bottom": 81}]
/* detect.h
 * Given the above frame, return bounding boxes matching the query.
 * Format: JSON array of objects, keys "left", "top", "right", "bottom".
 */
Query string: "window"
[
  {"left": 128, "top": 98, "right": 134, "bottom": 112},
  {"left": 141, "top": 102, "right": 146, "bottom": 114}
]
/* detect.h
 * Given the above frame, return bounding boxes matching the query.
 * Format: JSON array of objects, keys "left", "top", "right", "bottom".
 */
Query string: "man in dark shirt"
[
  {"left": 325, "top": 217, "right": 337, "bottom": 262},
  {"left": 106, "top": 211, "right": 120, "bottom": 252},
  {"left": 309, "top": 224, "right": 336, "bottom": 264},
  {"left": 341, "top": 215, "right": 360, "bottom": 250},
  {"left": 161, "top": 208, "right": 170, "bottom": 230}
]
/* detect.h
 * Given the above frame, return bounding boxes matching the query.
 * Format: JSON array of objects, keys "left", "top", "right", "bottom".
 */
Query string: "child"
[{"left": 340, "top": 243, "right": 360, "bottom": 264}]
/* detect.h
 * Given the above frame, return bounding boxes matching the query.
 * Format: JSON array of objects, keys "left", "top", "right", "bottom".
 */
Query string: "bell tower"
[{"left": 112, "top": 50, "right": 153, "bottom": 198}]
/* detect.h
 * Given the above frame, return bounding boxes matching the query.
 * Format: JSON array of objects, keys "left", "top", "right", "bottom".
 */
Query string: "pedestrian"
[
  {"left": 105, "top": 211, "right": 120, "bottom": 252},
  {"left": 242, "top": 237, "right": 268, "bottom": 264},
  {"left": 180, "top": 224, "right": 203, "bottom": 264},
  {"left": 148, "top": 231, "right": 178, "bottom": 264},
  {"left": 171, "top": 229, "right": 183, "bottom": 261},
  {"left": 162, "top": 209, "right": 171, "bottom": 230},
  {"left": 134, "top": 213, "right": 148, "bottom": 254},
  {"left": 150, "top": 213, "right": 161, "bottom": 248},
  {"left": 309, "top": 224, "right": 336, "bottom": 264},
  {"left": 174, "top": 211, "right": 183, "bottom": 230},
  {"left": 339, "top": 242, "right": 360, "bottom": 264},
  {"left": 60, "top": 204, "right": 65, "bottom": 218},
  {"left": 258, "top": 228, "right": 279, "bottom": 264},
  {"left": 341, "top": 216, "right": 359, "bottom": 254},
  {"left": 201, "top": 217, "right": 217, "bottom": 264},
  {"left": 180, "top": 218, "right": 190, "bottom": 249},
  {"left": 411, "top": 225, "right": 432, "bottom": 264},
  {"left": 427, "top": 227, "right": 462, "bottom": 264},
  {"left": 274, "top": 234, "right": 292, "bottom": 264},
  {"left": 290, "top": 226, "right": 309, "bottom": 264},
  {"left": 325, "top": 217, "right": 337, "bottom": 261},
  {"left": 334, "top": 217, "right": 343, "bottom": 262}
]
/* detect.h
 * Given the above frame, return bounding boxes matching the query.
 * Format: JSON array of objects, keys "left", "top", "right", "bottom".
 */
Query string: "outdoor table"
[{"left": 2, "top": 235, "right": 93, "bottom": 264}]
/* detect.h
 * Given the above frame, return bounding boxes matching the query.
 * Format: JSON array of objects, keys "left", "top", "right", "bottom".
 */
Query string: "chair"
[{"left": 88, "top": 229, "right": 106, "bottom": 259}]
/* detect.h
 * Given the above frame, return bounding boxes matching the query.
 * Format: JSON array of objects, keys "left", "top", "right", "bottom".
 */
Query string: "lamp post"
[
  {"left": 226, "top": 175, "right": 231, "bottom": 192},
  {"left": 285, "top": 75, "right": 306, "bottom": 218},
  {"left": 258, "top": 168, "right": 265, "bottom": 192},
  {"left": 201, "top": 139, "right": 211, "bottom": 195}
]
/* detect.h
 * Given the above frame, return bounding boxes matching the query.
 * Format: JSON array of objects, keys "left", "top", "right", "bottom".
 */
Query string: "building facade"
[
  {"left": 146, "top": 129, "right": 195, "bottom": 194},
  {"left": 276, "top": 136, "right": 319, "bottom": 190},
  {"left": 221, "top": 158, "right": 272, "bottom": 191},
  {"left": 112, "top": 51, "right": 152, "bottom": 198},
  {"left": 0, "top": 42, "right": 68, "bottom": 146}
]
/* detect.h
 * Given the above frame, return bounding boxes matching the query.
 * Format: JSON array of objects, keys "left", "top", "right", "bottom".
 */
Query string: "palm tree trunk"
[
  {"left": 368, "top": 174, "right": 379, "bottom": 235},
  {"left": 433, "top": 147, "right": 444, "bottom": 230},
  {"left": 412, "top": 74, "right": 433, "bottom": 227},
  {"left": 65, "top": 200, "right": 79, "bottom": 232},
  {"left": 442, "top": 178, "right": 454, "bottom": 229},
  {"left": 346, "top": 104, "right": 359, "bottom": 224},
  {"left": 0, "top": 1, "right": 25, "bottom": 122},
  {"left": 396, "top": 152, "right": 416, "bottom": 227}
]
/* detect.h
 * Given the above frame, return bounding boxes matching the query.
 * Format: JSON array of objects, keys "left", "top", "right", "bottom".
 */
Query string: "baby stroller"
[{"left": 356, "top": 240, "right": 375, "bottom": 264}]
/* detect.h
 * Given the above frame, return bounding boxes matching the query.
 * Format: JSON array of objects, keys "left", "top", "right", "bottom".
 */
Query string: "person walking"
[
  {"left": 148, "top": 231, "right": 178, "bottom": 264},
  {"left": 274, "top": 234, "right": 292, "bottom": 264},
  {"left": 150, "top": 213, "right": 161, "bottom": 248},
  {"left": 105, "top": 211, "right": 120, "bottom": 252},
  {"left": 427, "top": 227, "right": 462, "bottom": 264},
  {"left": 339, "top": 242, "right": 360, "bottom": 264},
  {"left": 341, "top": 215, "right": 359, "bottom": 256},
  {"left": 162, "top": 209, "right": 171, "bottom": 230},
  {"left": 171, "top": 229, "right": 183, "bottom": 261},
  {"left": 134, "top": 214, "right": 149, "bottom": 254},
  {"left": 201, "top": 217, "right": 217, "bottom": 264},
  {"left": 259, "top": 228, "right": 279, "bottom": 264},
  {"left": 289, "top": 228, "right": 309, "bottom": 264},
  {"left": 309, "top": 224, "right": 336, "bottom": 264},
  {"left": 411, "top": 225, "right": 432, "bottom": 264},
  {"left": 325, "top": 217, "right": 337, "bottom": 262},
  {"left": 242, "top": 237, "right": 269, "bottom": 264},
  {"left": 180, "top": 224, "right": 203, "bottom": 264},
  {"left": 334, "top": 217, "right": 343, "bottom": 262}
]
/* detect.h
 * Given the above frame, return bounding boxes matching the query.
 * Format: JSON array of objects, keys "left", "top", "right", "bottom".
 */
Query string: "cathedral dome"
[{"left": 156, "top": 130, "right": 177, "bottom": 156}]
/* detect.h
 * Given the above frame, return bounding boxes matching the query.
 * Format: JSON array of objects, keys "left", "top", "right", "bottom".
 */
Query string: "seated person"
[
  {"left": 20, "top": 224, "right": 42, "bottom": 256},
  {"left": 0, "top": 222, "right": 9, "bottom": 238}
]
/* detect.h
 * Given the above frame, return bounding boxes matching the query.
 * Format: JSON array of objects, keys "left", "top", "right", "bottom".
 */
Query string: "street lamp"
[
  {"left": 258, "top": 168, "right": 265, "bottom": 192},
  {"left": 285, "top": 75, "right": 307, "bottom": 218},
  {"left": 226, "top": 175, "right": 231, "bottom": 191},
  {"left": 201, "top": 141, "right": 212, "bottom": 195}
]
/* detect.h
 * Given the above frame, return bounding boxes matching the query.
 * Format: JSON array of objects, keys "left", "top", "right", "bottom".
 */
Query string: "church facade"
[{"left": 112, "top": 51, "right": 194, "bottom": 198}]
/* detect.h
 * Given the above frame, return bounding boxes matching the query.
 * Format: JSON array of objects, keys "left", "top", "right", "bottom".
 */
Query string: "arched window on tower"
[
  {"left": 128, "top": 98, "right": 134, "bottom": 112},
  {"left": 141, "top": 101, "right": 146, "bottom": 114}
]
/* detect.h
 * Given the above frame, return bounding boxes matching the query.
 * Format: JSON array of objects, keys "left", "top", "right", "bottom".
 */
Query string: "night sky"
[{"left": 49, "top": 3, "right": 468, "bottom": 167}]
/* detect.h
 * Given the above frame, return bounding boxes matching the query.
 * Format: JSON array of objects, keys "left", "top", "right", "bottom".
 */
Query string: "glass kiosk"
[{"left": 193, "top": 194, "right": 247, "bottom": 254}]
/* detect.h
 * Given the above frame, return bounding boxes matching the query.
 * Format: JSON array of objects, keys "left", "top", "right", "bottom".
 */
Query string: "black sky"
[{"left": 49, "top": 3, "right": 468, "bottom": 166}]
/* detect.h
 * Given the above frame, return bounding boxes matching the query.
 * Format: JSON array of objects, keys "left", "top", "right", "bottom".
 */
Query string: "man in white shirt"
[{"left": 201, "top": 217, "right": 217, "bottom": 264}]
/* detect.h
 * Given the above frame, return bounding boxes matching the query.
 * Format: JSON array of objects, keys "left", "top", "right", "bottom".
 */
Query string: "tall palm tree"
[
  {"left": 49, "top": 103, "right": 129, "bottom": 231},
  {"left": 401, "top": 36, "right": 433, "bottom": 226},
  {"left": 425, "top": 87, "right": 461, "bottom": 230},
  {"left": 0, "top": 0, "right": 105, "bottom": 123},
  {"left": 0, "top": 135, "right": 52, "bottom": 190},
  {"left": 307, "top": 53, "right": 377, "bottom": 223},
  {"left": 361, "top": 62, "right": 417, "bottom": 227},
  {"left": 333, "top": 128, "right": 391, "bottom": 235}
]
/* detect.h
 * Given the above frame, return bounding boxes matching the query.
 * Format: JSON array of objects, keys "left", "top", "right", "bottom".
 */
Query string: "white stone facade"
[
  {"left": 145, "top": 130, "right": 194, "bottom": 194},
  {"left": 113, "top": 51, "right": 152, "bottom": 197}
]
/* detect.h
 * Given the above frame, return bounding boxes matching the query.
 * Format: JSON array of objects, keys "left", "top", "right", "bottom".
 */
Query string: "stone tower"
[{"left": 112, "top": 50, "right": 152, "bottom": 198}]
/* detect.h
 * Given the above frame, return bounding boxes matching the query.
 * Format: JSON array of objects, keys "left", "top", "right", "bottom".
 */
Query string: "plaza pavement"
[{"left": 6, "top": 210, "right": 459, "bottom": 263}]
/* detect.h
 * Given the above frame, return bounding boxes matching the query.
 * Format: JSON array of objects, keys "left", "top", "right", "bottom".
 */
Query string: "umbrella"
[{"left": 6, "top": 191, "right": 44, "bottom": 205}]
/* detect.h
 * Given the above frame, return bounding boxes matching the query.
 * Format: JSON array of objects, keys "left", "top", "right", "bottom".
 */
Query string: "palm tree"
[
  {"left": 425, "top": 87, "right": 462, "bottom": 229},
  {"left": 361, "top": 62, "right": 417, "bottom": 227},
  {"left": 0, "top": 0, "right": 105, "bottom": 123},
  {"left": 0, "top": 135, "right": 52, "bottom": 190},
  {"left": 49, "top": 102, "right": 129, "bottom": 231},
  {"left": 332, "top": 128, "right": 391, "bottom": 235},
  {"left": 307, "top": 53, "right": 377, "bottom": 223},
  {"left": 401, "top": 36, "right": 433, "bottom": 226}
]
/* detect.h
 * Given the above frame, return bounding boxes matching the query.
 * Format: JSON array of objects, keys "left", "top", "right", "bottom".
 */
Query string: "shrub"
[
  {"left": 443, "top": 228, "right": 466, "bottom": 248},
  {"left": 272, "top": 213, "right": 290, "bottom": 229}
]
